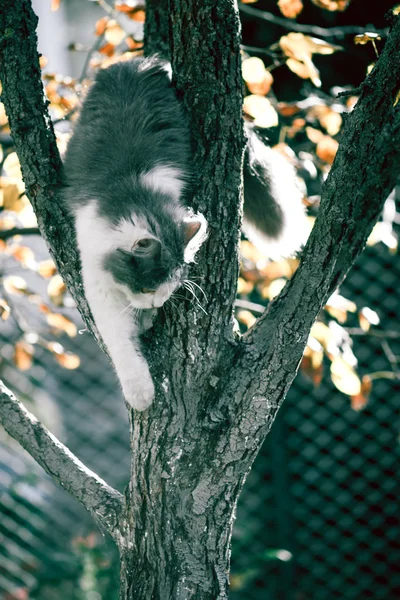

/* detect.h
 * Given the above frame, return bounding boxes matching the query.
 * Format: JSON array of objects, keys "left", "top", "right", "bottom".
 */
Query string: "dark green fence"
[{"left": 1, "top": 242, "right": 399, "bottom": 600}]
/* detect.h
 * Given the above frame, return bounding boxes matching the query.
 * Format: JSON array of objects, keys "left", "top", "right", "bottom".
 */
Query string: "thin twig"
[
  {"left": 0, "top": 379, "right": 125, "bottom": 539},
  {"left": 239, "top": 4, "right": 388, "bottom": 40},
  {"left": 380, "top": 339, "right": 400, "bottom": 378},
  {"left": 0, "top": 227, "right": 40, "bottom": 240},
  {"left": 344, "top": 327, "right": 400, "bottom": 339}
]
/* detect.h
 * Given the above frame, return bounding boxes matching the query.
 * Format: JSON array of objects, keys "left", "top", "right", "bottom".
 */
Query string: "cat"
[{"left": 62, "top": 55, "right": 306, "bottom": 411}]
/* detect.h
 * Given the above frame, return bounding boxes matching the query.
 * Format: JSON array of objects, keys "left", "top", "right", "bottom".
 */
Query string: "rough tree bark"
[{"left": 0, "top": 1, "right": 399, "bottom": 599}]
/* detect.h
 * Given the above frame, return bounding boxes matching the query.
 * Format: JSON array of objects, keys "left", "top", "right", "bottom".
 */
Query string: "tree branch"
[
  {"left": 218, "top": 14, "right": 400, "bottom": 456},
  {"left": 0, "top": 0, "right": 106, "bottom": 354},
  {"left": 239, "top": 3, "right": 388, "bottom": 40},
  {"left": 0, "top": 227, "right": 40, "bottom": 240},
  {"left": 0, "top": 379, "right": 125, "bottom": 539}
]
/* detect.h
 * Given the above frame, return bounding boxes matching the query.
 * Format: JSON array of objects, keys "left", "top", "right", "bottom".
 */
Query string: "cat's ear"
[
  {"left": 183, "top": 214, "right": 208, "bottom": 263},
  {"left": 132, "top": 237, "right": 161, "bottom": 257},
  {"left": 183, "top": 220, "right": 202, "bottom": 244}
]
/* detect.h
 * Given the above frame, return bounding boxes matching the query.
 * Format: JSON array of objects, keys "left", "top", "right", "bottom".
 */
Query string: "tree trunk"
[{"left": 1, "top": 1, "right": 400, "bottom": 599}]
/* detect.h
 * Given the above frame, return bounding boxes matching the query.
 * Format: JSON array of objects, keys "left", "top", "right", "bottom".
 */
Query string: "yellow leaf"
[
  {"left": 242, "top": 57, "right": 266, "bottom": 85},
  {"left": 47, "top": 274, "right": 66, "bottom": 306},
  {"left": 354, "top": 32, "right": 382, "bottom": 45},
  {"left": 0, "top": 298, "right": 11, "bottom": 320},
  {"left": 286, "top": 58, "right": 321, "bottom": 87},
  {"left": 47, "top": 313, "right": 77, "bottom": 337},
  {"left": 3, "top": 275, "right": 28, "bottom": 296},
  {"left": 51, "top": 0, "right": 62, "bottom": 10},
  {"left": 237, "top": 277, "right": 254, "bottom": 295},
  {"left": 308, "top": 105, "right": 342, "bottom": 136},
  {"left": 310, "top": 321, "right": 335, "bottom": 351},
  {"left": 306, "top": 126, "right": 325, "bottom": 143},
  {"left": 243, "top": 95, "right": 279, "bottom": 128},
  {"left": 38, "top": 259, "right": 58, "bottom": 279},
  {"left": 316, "top": 136, "right": 339, "bottom": 164},
  {"left": 95, "top": 16, "right": 109, "bottom": 36},
  {"left": 55, "top": 351, "right": 81, "bottom": 370},
  {"left": 8, "top": 245, "right": 36, "bottom": 269},
  {"left": 311, "top": 0, "right": 351, "bottom": 12},
  {"left": 104, "top": 20, "right": 126, "bottom": 46},
  {"left": 14, "top": 341, "right": 34, "bottom": 371},
  {"left": 0, "top": 103, "right": 8, "bottom": 127},
  {"left": 237, "top": 310, "right": 257, "bottom": 328},
  {"left": 3, "top": 152, "right": 23, "bottom": 181},
  {"left": 265, "top": 278, "right": 286, "bottom": 300},
  {"left": 358, "top": 307, "right": 380, "bottom": 331},
  {"left": 278, "top": 0, "right": 304, "bottom": 19},
  {"left": 330, "top": 356, "right": 361, "bottom": 396}
]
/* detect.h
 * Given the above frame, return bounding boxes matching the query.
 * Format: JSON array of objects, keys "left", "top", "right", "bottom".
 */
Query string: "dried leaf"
[
  {"left": 237, "top": 309, "right": 257, "bottom": 329},
  {"left": 316, "top": 135, "right": 339, "bottom": 164},
  {"left": 47, "top": 274, "right": 67, "bottom": 306},
  {"left": 310, "top": 321, "right": 335, "bottom": 351},
  {"left": 51, "top": 0, "right": 62, "bottom": 11},
  {"left": 280, "top": 32, "right": 342, "bottom": 56},
  {"left": 39, "top": 55, "right": 48, "bottom": 69},
  {"left": 366, "top": 222, "right": 398, "bottom": 251},
  {"left": 280, "top": 33, "right": 341, "bottom": 86},
  {"left": 47, "top": 313, "right": 77, "bottom": 337},
  {"left": 237, "top": 277, "right": 254, "bottom": 295},
  {"left": 8, "top": 245, "right": 36, "bottom": 269},
  {"left": 126, "top": 36, "right": 143, "bottom": 50},
  {"left": 286, "top": 58, "right": 321, "bottom": 87},
  {"left": 242, "top": 57, "right": 274, "bottom": 95},
  {"left": 306, "top": 126, "right": 324, "bottom": 143},
  {"left": 354, "top": 32, "right": 382, "bottom": 45},
  {"left": 263, "top": 278, "right": 287, "bottom": 300},
  {"left": 0, "top": 298, "right": 11, "bottom": 320},
  {"left": 55, "top": 351, "right": 81, "bottom": 370},
  {"left": 350, "top": 375, "right": 372, "bottom": 411},
  {"left": 14, "top": 341, "right": 34, "bottom": 371},
  {"left": 3, "top": 275, "right": 28, "bottom": 296},
  {"left": 129, "top": 8, "right": 146, "bottom": 22},
  {"left": 95, "top": 16, "right": 109, "bottom": 36},
  {"left": 311, "top": 0, "right": 351, "bottom": 11},
  {"left": 358, "top": 307, "right": 380, "bottom": 332},
  {"left": 99, "top": 42, "right": 116, "bottom": 57},
  {"left": 243, "top": 95, "right": 279, "bottom": 128},
  {"left": 278, "top": 0, "right": 303, "bottom": 19},
  {"left": 308, "top": 105, "right": 342, "bottom": 136},
  {"left": 38, "top": 259, "right": 58, "bottom": 279},
  {"left": 330, "top": 356, "right": 361, "bottom": 396},
  {"left": 0, "top": 102, "right": 8, "bottom": 127},
  {"left": 104, "top": 20, "right": 126, "bottom": 45},
  {"left": 3, "top": 152, "right": 23, "bottom": 181},
  {"left": 325, "top": 293, "right": 357, "bottom": 324}
]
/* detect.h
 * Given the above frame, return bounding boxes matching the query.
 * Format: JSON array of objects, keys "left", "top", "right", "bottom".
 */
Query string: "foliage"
[{"left": 0, "top": 0, "right": 399, "bottom": 411}]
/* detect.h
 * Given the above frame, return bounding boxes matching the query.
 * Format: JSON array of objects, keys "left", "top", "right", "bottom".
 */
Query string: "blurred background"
[{"left": 0, "top": 1, "right": 399, "bottom": 599}]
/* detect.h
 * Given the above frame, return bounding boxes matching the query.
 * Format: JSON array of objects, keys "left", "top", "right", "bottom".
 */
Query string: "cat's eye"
[
  {"left": 137, "top": 239, "right": 152, "bottom": 248},
  {"left": 132, "top": 237, "right": 161, "bottom": 257},
  {"left": 141, "top": 288, "right": 156, "bottom": 294}
]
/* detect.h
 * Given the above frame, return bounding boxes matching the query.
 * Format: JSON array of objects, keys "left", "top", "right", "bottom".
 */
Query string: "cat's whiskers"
[
  {"left": 182, "top": 281, "right": 208, "bottom": 315},
  {"left": 183, "top": 279, "right": 208, "bottom": 303}
]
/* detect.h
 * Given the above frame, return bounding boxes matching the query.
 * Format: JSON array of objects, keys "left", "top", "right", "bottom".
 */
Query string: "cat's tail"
[{"left": 242, "top": 124, "right": 308, "bottom": 258}]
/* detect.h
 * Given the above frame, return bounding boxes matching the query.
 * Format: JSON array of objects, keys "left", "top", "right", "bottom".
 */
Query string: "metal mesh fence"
[{"left": 0, "top": 237, "right": 399, "bottom": 600}]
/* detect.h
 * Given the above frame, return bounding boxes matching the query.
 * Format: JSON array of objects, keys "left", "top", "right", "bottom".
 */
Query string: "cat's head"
[{"left": 101, "top": 208, "right": 207, "bottom": 310}]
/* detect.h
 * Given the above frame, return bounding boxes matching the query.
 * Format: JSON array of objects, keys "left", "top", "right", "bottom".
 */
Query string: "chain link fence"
[{"left": 0, "top": 237, "right": 399, "bottom": 599}]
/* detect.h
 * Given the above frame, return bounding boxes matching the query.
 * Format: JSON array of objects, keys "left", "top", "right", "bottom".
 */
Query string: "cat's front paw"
[{"left": 122, "top": 374, "right": 155, "bottom": 411}]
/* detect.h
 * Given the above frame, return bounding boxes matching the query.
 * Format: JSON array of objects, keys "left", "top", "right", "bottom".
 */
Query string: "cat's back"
[{"left": 63, "top": 57, "right": 191, "bottom": 193}]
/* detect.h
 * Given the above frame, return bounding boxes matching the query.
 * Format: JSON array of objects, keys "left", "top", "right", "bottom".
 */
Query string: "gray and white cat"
[{"left": 62, "top": 56, "right": 305, "bottom": 411}]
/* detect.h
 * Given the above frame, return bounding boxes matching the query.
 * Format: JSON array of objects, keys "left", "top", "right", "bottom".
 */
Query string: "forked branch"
[{"left": 0, "top": 380, "right": 125, "bottom": 539}]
